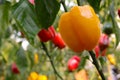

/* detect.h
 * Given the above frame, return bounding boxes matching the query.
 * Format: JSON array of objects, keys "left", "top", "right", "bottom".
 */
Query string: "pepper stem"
[
  {"left": 41, "top": 42, "right": 63, "bottom": 80},
  {"left": 89, "top": 51, "right": 106, "bottom": 80},
  {"left": 77, "top": 0, "right": 80, "bottom": 6},
  {"left": 60, "top": 0, "right": 68, "bottom": 12}
]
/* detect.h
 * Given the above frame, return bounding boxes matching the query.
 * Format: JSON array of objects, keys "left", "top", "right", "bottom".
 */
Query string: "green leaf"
[
  {"left": 0, "top": 0, "right": 6, "bottom": 4},
  {"left": 12, "top": 0, "right": 40, "bottom": 44},
  {"left": 16, "top": 47, "right": 28, "bottom": 73},
  {"left": 109, "top": 2, "right": 120, "bottom": 48},
  {"left": 35, "top": 0, "right": 60, "bottom": 28},
  {"left": 99, "top": 57, "right": 106, "bottom": 67},
  {"left": 0, "top": 1, "right": 10, "bottom": 36},
  {"left": 77, "top": 56, "right": 88, "bottom": 71},
  {"left": 87, "top": 0, "right": 101, "bottom": 13}
]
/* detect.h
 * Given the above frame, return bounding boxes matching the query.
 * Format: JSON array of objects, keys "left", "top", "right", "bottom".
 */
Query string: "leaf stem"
[
  {"left": 41, "top": 42, "right": 63, "bottom": 80},
  {"left": 77, "top": 0, "right": 80, "bottom": 6},
  {"left": 89, "top": 51, "right": 106, "bottom": 80},
  {"left": 60, "top": 0, "right": 68, "bottom": 12}
]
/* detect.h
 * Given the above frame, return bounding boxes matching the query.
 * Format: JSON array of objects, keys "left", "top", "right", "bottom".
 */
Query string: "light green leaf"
[
  {"left": 109, "top": 2, "right": 120, "bottom": 48},
  {"left": 12, "top": 0, "right": 40, "bottom": 44}
]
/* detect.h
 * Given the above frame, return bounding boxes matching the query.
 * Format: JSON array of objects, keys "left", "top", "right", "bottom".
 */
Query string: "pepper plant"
[{"left": 0, "top": 0, "right": 120, "bottom": 80}]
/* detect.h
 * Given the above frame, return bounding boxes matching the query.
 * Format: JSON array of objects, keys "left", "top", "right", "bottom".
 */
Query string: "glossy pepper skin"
[
  {"left": 67, "top": 56, "right": 80, "bottom": 71},
  {"left": 51, "top": 33, "right": 66, "bottom": 49},
  {"left": 59, "top": 5, "right": 101, "bottom": 52},
  {"left": 37, "top": 29, "right": 52, "bottom": 42},
  {"left": 37, "top": 26, "right": 56, "bottom": 42}
]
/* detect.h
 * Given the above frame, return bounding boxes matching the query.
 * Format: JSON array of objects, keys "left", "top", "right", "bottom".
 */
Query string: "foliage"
[{"left": 0, "top": 0, "right": 120, "bottom": 80}]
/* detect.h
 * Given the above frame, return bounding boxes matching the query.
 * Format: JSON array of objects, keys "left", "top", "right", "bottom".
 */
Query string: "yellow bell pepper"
[
  {"left": 37, "top": 75, "right": 47, "bottom": 80},
  {"left": 107, "top": 54, "right": 116, "bottom": 65},
  {"left": 27, "top": 72, "right": 47, "bottom": 80},
  {"left": 59, "top": 5, "right": 101, "bottom": 52},
  {"left": 29, "top": 72, "right": 39, "bottom": 80}
]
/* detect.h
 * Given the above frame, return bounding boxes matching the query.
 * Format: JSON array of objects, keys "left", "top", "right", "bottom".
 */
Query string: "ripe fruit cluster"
[
  {"left": 37, "top": 26, "right": 66, "bottom": 49},
  {"left": 94, "top": 33, "right": 109, "bottom": 58},
  {"left": 67, "top": 56, "right": 80, "bottom": 71}
]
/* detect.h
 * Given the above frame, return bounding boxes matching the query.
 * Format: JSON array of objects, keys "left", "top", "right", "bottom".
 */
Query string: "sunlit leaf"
[{"left": 12, "top": 0, "right": 40, "bottom": 44}]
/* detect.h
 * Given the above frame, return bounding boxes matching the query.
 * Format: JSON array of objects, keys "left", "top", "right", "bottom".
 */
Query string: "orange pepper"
[{"left": 59, "top": 5, "right": 101, "bottom": 52}]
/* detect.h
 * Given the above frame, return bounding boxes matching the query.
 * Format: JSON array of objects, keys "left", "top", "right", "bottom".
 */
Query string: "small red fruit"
[
  {"left": 37, "top": 26, "right": 56, "bottom": 42},
  {"left": 67, "top": 56, "right": 80, "bottom": 71},
  {"left": 72, "top": 56, "right": 80, "bottom": 62},
  {"left": 38, "top": 29, "right": 52, "bottom": 42},
  {"left": 101, "top": 49, "right": 106, "bottom": 56},
  {"left": 94, "top": 45, "right": 107, "bottom": 58},
  {"left": 99, "top": 34, "right": 109, "bottom": 51},
  {"left": 28, "top": 0, "right": 35, "bottom": 5},
  {"left": 51, "top": 33, "right": 66, "bottom": 49},
  {"left": 94, "top": 46, "right": 100, "bottom": 58},
  {"left": 48, "top": 26, "right": 56, "bottom": 38},
  {"left": 11, "top": 63, "right": 20, "bottom": 74},
  {"left": 118, "top": 9, "right": 120, "bottom": 18}
]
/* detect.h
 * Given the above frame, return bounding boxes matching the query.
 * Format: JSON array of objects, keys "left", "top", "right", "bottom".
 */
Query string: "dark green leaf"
[
  {"left": 99, "top": 57, "right": 106, "bottom": 67},
  {"left": 12, "top": 0, "right": 40, "bottom": 44},
  {"left": 35, "top": 0, "right": 60, "bottom": 28},
  {"left": 0, "top": 1, "right": 10, "bottom": 36},
  {"left": 87, "top": 0, "right": 101, "bottom": 13},
  {"left": 102, "top": 22, "right": 113, "bottom": 35},
  {"left": 109, "top": 2, "right": 120, "bottom": 48},
  {"left": 0, "top": 0, "right": 6, "bottom": 4}
]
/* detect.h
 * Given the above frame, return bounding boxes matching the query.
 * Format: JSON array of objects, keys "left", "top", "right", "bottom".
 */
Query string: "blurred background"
[{"left": 0, "top": 0, "right": 120, "bottom": 80}]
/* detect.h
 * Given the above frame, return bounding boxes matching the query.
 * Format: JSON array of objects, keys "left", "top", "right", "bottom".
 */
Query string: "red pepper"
[
  {"left": 38, "top": 29, "right": 52, "bottom": 42},
  {"left": 118, "top": 9, "right": 120, "bottom": 18},
  {"left": 94, "top": 45, "right": 107, "bottom": 58},
  {"left": 11, "top": 63, "right": 20, "bottom": 74},
  {"left": 51, "top": 33, "right": 66, "bottom": 49},
  {"left": 98, "top": 34, "right": 109, "bottom": 51},
  {"left": 37, "top": 26, "right": 56, "bottom": 42},
  {"left": 67, "top": 56, "right": 80, "bottom": 71},
  {"left": 72, "top": 55, "right": 80, "bottom": 62},
  {"left": 48, "top": 26, "right": 56, "bottom": 38},
  {"left": 94, "top": 46, "right": 100, "bottom": 58},
  {"left": 28, "top": 0, "right": 35, "bottom": 5}
]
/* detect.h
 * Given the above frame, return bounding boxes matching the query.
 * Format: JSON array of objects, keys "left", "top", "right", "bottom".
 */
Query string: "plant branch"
[
  {"left": 41, "top": 42, "right": 63, "bottom": 80},
  {"left": 77, "top": 0, "right": 80, "bottom": 6},
  {"left": 60, "top": 0, "right": 68, "bottom": 12},
  {"left": 89, "top": 51, "right": 106, "bottom": 80}
]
